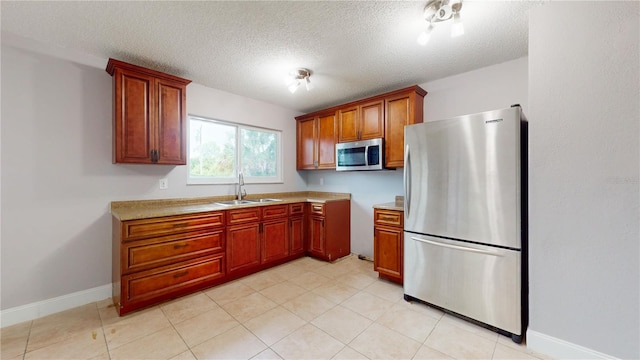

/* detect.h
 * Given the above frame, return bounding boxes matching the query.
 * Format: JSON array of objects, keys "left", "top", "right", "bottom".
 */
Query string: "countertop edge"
[{"left": 111, "top": 191, "right": 351, "bottom": 221}]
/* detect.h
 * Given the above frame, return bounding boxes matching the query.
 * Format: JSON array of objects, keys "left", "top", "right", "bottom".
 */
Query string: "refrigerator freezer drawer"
[{"left": 404, "top": 232, "right": 521, "bottom": 335}]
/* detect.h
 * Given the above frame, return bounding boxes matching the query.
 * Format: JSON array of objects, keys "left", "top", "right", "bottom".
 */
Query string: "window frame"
[{"left": 187, "top": 115, "right": 283, "bottom": 185}]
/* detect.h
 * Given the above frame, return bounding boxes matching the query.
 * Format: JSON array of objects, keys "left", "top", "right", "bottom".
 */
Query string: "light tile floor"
[{"left": 1, "top": 255, "right": 553, "bottom": 360}]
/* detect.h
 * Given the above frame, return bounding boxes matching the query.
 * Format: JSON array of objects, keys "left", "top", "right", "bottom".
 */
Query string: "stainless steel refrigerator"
[{"left": 403, "top": 105, "right": 527, "bottom": 343}]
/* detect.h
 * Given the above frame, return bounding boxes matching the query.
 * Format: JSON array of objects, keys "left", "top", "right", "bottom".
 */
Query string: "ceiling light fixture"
[
  {"left": 286, "top": 68, "right": 313, "bottom": 94},
  {"left": 417, "top": 0, "right": 464, "bottom": 45}
]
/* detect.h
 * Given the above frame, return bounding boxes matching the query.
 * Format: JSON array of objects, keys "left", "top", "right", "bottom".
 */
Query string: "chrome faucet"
[{"left": 237, "top": 172, "right": 246, "bottom": 200}]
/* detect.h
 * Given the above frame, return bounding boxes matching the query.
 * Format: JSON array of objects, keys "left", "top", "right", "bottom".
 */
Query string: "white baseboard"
[
  {"left": 0, "top": 284, "right": 112, "bottom": 328},
  {"left": 527, "top": 329, "right": 618, "bottom": 360}
]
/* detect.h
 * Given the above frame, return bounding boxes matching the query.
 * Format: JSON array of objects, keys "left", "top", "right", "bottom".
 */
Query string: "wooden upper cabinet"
[
  {"left": 296, "top": 85, "right": 425, "bottom": 170},
  {"left": 317, "top": 112, "right": 337, "bottom": 169},
  {"left": 384, "top": 87, "right": 426, "bottom": 168},
  {"left": 296, "top": 116, "right": 317, "bottom": 170},
  {"left": 107, "top": 58, "right": 191, "bottom": 165},
  {"left": 338, "top": 100, "right": 384, "bottom": 143},
  {"left": 296, "top": 112, "right": 337, "bottom": 170},
  {"left": 338, "top": 107, "right": 357, "bottom": 142},
  {"left": 156, "top": 78, "right": 187, "bottom": 164}
]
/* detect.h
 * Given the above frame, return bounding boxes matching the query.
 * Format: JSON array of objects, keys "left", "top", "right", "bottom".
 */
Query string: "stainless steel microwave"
[{"left": 335, "top": 138, "right": 384, "bottom": 171}]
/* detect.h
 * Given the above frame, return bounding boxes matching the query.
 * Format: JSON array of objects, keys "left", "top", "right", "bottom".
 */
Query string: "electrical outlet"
[
  {"left": 159, "top": 178, "right": 169, "bottom": 190},
  {"left": 320, "top": 177, "right": 324, "bottom": 186}
]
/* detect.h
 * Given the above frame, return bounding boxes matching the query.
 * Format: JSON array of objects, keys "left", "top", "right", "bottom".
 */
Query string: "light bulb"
[
  {"left": 417, "top": 24, "right": 433, "bottom": 46},
  {"left": 288, "top": 80, "right": 300, "bottom": 93},
  {"left": 451, "top": 12, "right": 464, "bottom": 37},
  {"left": 305, "top": 77, "right": 313, "bottom": 91}
]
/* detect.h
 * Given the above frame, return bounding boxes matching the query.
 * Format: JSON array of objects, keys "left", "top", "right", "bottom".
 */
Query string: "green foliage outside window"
[{"left": 188, "top": 116, "right": 281, "bottom": 183}]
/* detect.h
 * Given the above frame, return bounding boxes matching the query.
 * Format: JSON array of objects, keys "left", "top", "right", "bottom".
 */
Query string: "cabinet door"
[
  {"left": 289, "top": 216, "right": 305, "bottom": 255},
  {"left": 337, "top": 106, "right": 358, "bottom": 143},
  {"left": 308, "top": 216, "right": 325, "bottom": 256},
  {"left": 359, "top": 100, "right": 384, "bottom": 140},
  {"left": 316, "top": 113, "right": 337, "bottom": 169},
  {"left": 155, "top": 78, "right": 187, "bottom": 165},
  {"left": 114, "top": 68, "right": 155, "bottom": 163},
  {"left": 385, "top": 91, "right": 424, "bottom": 168},
  {"left": 385, "top": 95, "right": 410, "bottom": 168},
  {"left": 226, "top": 224, "right": 260, "bottom": 274},
  {"left": 262, "top": 219, "right": 289, "bottom": 263},
  {"left": 297, "top": 117, "right": 316, "bottom": 169},
  {"left": 374, "top": 226, "right": 403, "bottom": 283}
]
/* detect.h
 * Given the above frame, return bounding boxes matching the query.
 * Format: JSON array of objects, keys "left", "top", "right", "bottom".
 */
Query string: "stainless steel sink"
[
  {"left": 214, "top": 199, "right": 256, "bottom": 206},
  {"left": 252, "top": 198, "right": 282, "bottom": 203},
  {"left": 214, "top": 198, "right": 282, "bottom": 206}
]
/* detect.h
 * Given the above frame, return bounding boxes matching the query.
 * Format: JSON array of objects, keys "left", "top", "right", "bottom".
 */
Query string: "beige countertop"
[
  {"left": 372, "top": 196, "right": 404, "bottom": 211},
  {"left": 111, "top": 191, "right": 351, "bottom": 221}
]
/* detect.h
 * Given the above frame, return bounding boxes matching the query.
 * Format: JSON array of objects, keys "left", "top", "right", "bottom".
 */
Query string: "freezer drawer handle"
[{"left": 410, "top": 236, "right": 504, "bottom": 257}]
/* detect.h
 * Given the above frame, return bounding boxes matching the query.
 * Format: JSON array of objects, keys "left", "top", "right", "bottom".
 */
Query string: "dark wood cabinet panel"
[
  {"left": 385, "top": 89, "right": 425, "bottom": 168},
  {"left": 338, "top": 100, "right": 384, "bottom": 143},
  {"left": 317, "top": 113, "right": 337, "bottom": 169},
  {"left": 156, "top": 78, "right": 186, "bottom": 164},
  {"left": 307, "top": 200, "right": 350, "bottom": 262},
  {"left": 373, "top": 208, "right": 403, "bottom": 284},
  {"left": 290, "top": 216, "right": 305, "bottom": 255},
  {"left": 308, "top": 216, "right": 325, "bottom": 256},
  {"left": 122, "top": 212, "right": 224, "bottom": 241},
  {"left": 113, "top": 211, "right": 225, "bottom": 315},
  {"left": 262, "top": 219, "right": 289, "bottom": 263},
  {"left": 107, "top": 58, "right": 190, "bottom": 165},
  {"left": 123, "top": 229, "right": 224, "bottom": 274},
  {"left": 297, "top": 117, "right": 316, "bottom": 169},
  {"left": 296, "top": 112, "right": 337, "bottom": 169},
  {"left": 120, "top": 255, "right": 224, "bottom": 314},
  {"left": 360, "top": 100, "right": 385, "bottom": 140},
  {"left": 226, "top": 224, "right": 261, "bottom": 274},
  {"left": 227, "top": 207, "right": 261, "bottom": 225},
  {"left": 338, "top": 106, "right": 359, "bottom": 142}
]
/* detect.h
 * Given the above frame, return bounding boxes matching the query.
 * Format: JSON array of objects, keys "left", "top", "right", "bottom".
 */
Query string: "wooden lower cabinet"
[
  {"left": 373, "top": 208, "right": 404, "bottom": 284},
  {"left": 226, "top": 223, "right": 261, "bottom": 274},
  {"left": 120, "top": 255, "right": 224, "bottom": 314},
  {"left": 113, "top": 200, "right": 347, "bottom": 315},
  {"left": 289, "top": 203, "right": 306, "bottom": 256},
  {"left": 113, "top": 211, "right": 226, "bottom": 315},
  {"left": 227, "top": 204, "right": 292, "bottom": 277},
  {"left": 262, "top": 218, "right": 289, "bottom": 263},
  {"left": 307, "top": 200, "right": 351, "bottom": 262}
]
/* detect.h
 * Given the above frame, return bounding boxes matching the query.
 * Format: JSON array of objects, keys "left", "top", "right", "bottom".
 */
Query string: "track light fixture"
[
  {"left": 286, "top": 68, "right": 313, "bottom": 94},
  {"left": 417, "top": 0, "right": 464, "bottom": 45}
]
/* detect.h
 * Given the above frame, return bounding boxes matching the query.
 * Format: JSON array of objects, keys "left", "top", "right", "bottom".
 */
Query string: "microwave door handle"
[{"left": 364, "top": 145, "right": 369, "bottom": 166}]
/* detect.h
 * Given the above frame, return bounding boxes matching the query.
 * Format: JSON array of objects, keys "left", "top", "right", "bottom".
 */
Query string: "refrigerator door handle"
[
  {"left": 409, "top": 236, "right": 505, "bottom": 257},
  {"left": 404, "top": 144, "right": 411, "bottom": 217}
]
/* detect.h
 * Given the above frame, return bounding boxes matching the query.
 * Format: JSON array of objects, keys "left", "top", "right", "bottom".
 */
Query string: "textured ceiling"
[{"left": 1, "top": 1, "right": 541, "bottom": 113}]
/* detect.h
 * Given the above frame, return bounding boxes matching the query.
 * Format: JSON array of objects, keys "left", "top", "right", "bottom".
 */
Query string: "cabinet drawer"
[
  {"left": 123, "top": 230, "right": 224, "bottom": 274},
  {"left": 374, "top": 209, "right": 403, "bottom": 227},
  {"left": 227, "top": 207, "right": 261, "bottom": 225},
  {"left": 309, "top": 203, "right": 325, "bottom": 215},
  {"left": 122, "top": 212, "right": 224, "bottom": 241},
  {"left": 122, "top": 255, "right": 225, "bottom": 305},
  {"left": 289, "top": 203, "right": 305, "bottom": 216},
  {"left": 263, "top": 204, "right": 288, "bottom": 219}
]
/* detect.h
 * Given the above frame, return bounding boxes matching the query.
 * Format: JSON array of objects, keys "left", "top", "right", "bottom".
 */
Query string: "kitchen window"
[{"left": 187, "top": 115, "right": 282, "bottom": 184}]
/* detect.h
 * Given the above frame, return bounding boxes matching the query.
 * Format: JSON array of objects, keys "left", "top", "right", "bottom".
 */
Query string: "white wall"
[
  {"left": 305, "top": 56, "right": 528, "bottom": 258},
  {"left": 0, "top": 35, "right": 303, "bottom": 311},
  {"left": 528, "top": 2, "right": 639, "bottom": 359}
]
